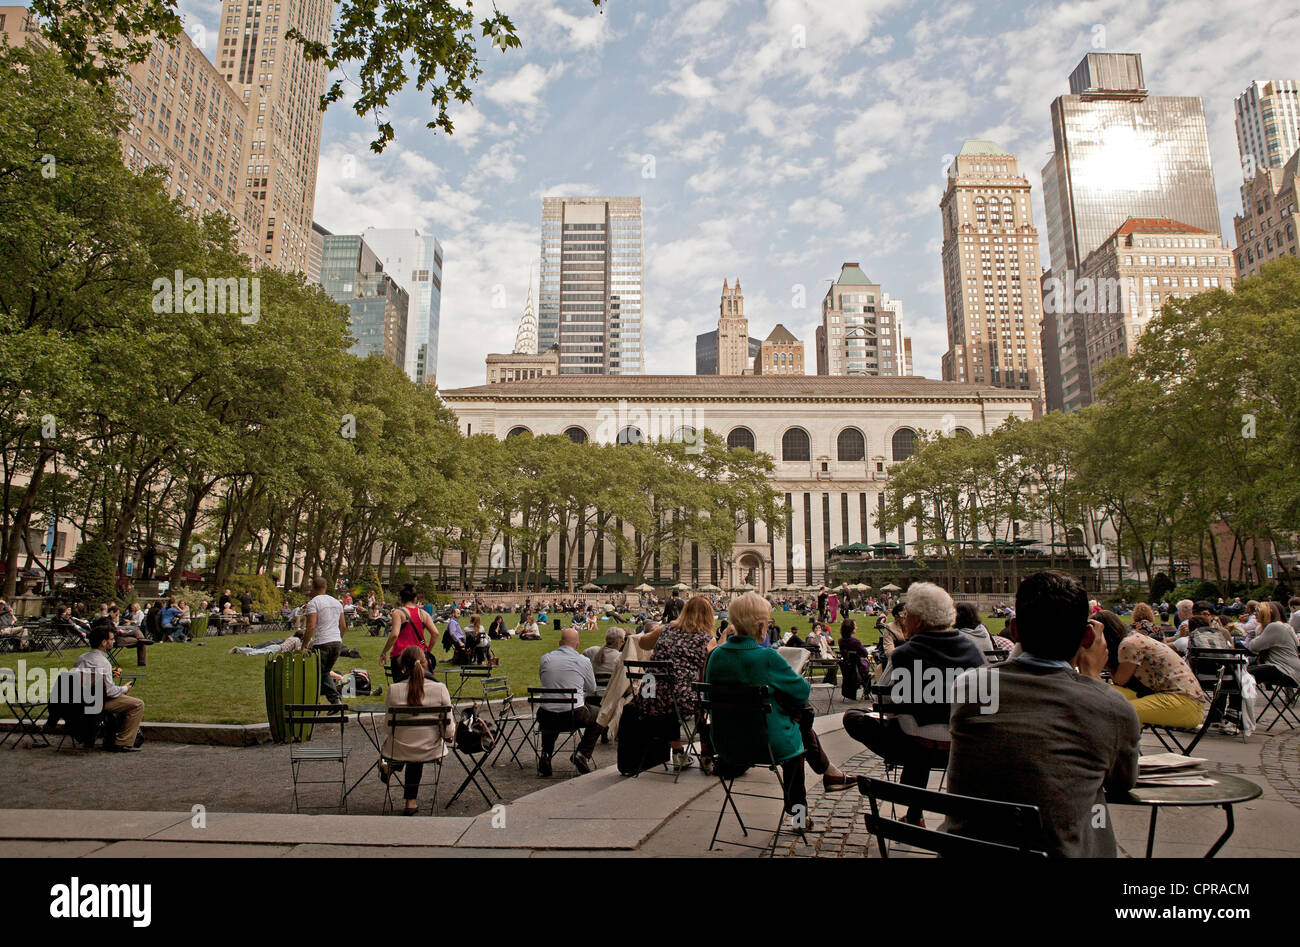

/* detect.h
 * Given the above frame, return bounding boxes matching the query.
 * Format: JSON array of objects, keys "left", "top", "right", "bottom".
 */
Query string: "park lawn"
[{"left": 4, "top": 609, "right": 1045, "bottom": 724}]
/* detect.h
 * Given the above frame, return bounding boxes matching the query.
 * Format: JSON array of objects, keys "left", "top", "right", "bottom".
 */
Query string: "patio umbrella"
[
  {"left": 699, "top": 583, "right": 722, "bottom": 593},
  {"left": 633, "top": 583, "right": 656, "bottom": 592},
  {"left": 731, "top": 582, "right": 755, "bottom": 591},
  {"left": 672, "top": 582, "right": 691, "bottom": 591},
  {"left": 881, "top": 582, "right": 902, "bottom": 592},
  {"left": 581, "top": 583, "right": 601, "bottom": 591},
  {"left": 853, "top": 583, "right": 872, "bottom": 591}
]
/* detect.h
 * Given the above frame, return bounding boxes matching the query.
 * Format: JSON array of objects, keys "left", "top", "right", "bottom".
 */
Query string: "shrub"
[
  {"left": 69, "top": 537, "right": 116, "bottom": 604},
  {"left": 227, "top": 573, "right": 281, "bottom": 614}
]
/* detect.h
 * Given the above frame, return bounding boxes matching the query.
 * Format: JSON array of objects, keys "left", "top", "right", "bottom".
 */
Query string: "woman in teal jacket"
[{"left": 704, "top": 591, "right": 856, "bottom": 823}]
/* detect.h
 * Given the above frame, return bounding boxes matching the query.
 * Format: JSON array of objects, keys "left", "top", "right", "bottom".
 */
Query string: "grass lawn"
[{"left": 3, "top": 609, "right": 1043, "bottom": 724}]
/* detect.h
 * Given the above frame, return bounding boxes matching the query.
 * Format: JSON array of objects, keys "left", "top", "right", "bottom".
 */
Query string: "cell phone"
[{"left": 1081, "top": 626, "right": 1096, "bottom": 648}]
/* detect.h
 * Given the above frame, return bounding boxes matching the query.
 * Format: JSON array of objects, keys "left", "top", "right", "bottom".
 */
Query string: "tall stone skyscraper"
[
  {"left": 216, "top": 0, "right": 333, "bottom": 275},
  {"left": 1040, "top": 52, "right": 1222, "bottom": 413},
  {"left": 1235, "top": 80, "right": 1300, "bottom": 182},
  {"left": 815, "top": 264, "right": 909, "bottom": 377},
  {"left": 939, "top": 141, "right": 1045, "bottom": 402},
  {"left": 716, "top": 279, "right": 749, "bottom": 375},
  {"left": 538, "top": 196, "right": 644, "bottom": 375}
]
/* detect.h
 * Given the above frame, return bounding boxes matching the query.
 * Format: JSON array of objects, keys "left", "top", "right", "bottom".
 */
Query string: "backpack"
[{"left": 454, "top": 704, "right": 495, "bottom": 754}]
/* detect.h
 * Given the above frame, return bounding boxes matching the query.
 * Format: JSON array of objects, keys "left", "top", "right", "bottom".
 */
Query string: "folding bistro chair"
[
  {"left": 444, "top": 704, "right": 502, "bottom": 808},
  {"left": 695, "top": 681, "right": 807, "bottom": 856},
  {"left": 452, "top": 666, "right": 493, "bottom": 702},
  {"left": 858, "top": 777, "right": 1047, "bottom": 859},
  {"left": 1254, "top": 669, "right": 1300, "bottom": 732},
  {"left": 867, "top": 683, "right": 952, "bottom": 792},
  {"left": 527, "top": 687, "right": 584, "bottom": 773},
  {"left": 804, "top": 658, "right": 840, "bottom": 715},
  {"left": 285, "top": 703, "right": 351, "bottom": 813},
  {"left": 482, "top": 677, "right": 536, "bottom": 768},
  {"left": 982, "top": 649, "right": 1010, "bottom": 664},
  {"left": 1, "top": 667, "right": 50, "bottom": 749},
  {"left": 623, "top": 660, "right": 687, "bottom": 779},
  {"left": 381, "top": 705, "right": 451, "bottom": 814},
  {"left": 1144, "top": 648, "right": 1244, "bottom": 754}
]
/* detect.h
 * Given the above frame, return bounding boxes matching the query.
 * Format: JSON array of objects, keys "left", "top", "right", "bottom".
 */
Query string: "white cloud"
[{"left": 484, "top": 61, "right": 567, "bottom": 108}]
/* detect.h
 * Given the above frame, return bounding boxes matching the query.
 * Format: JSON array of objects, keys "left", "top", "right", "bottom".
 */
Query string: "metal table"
[
  {"left": 1120, "top": 772, "right": 1262, "bottom": 858},
  {"left": 343, "top": 703, "right": 389, "bottom": 800}
]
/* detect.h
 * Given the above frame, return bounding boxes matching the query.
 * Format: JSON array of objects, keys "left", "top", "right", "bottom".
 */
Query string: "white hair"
[
  {"left": 1176, "top": 599, "right": 1194, "bottom": 617},
  {"left": 728, "top": 591, "right": 771, "bottom": 638},
  {"left": 901, "top": 582, "right": 956, "bottom": 630}
]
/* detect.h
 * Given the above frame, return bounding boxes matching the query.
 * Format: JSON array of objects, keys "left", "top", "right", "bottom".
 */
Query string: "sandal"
[{"left": 822, "top": 773, "right": 857, "bottom": 792}]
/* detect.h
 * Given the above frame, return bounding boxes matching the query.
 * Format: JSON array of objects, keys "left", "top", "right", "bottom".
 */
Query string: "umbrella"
[
  {"left": 853, "top": 583, "right": 872, "bottom": 591},
  {"left": 731, "top": 582, "right": 755, "bottom": 592},
  {"left": 699, "top": 583, "right": 722, "bottom": 593},
  {"left": 581, "top": 582, "right": 601, "bottom": 591},
  {"left": 633, "top": 583, "right": 656, "bottom": 593},
  {"left": 881, "top": 582, "right": 902, "bottom": 592},
  {"left": 672, "top": 582, "right": 691, "bottom": 591}
]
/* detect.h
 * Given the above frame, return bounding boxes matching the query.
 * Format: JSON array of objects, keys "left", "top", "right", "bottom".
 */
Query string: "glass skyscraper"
[
  {"left": 538, "top": 197, "right": 644, "bottom": 374},
  {"left": 320, "top": 234, "right": 410, "bottom": 368},
  {"left": 360, "top": 227, "right": 444, "bottom": 385},
  {"left": 1040, "top": 52, "right": 1222, "bottom": 412}
]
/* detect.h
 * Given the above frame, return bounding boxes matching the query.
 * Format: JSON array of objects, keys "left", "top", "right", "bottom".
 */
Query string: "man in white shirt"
[{"left": 302, "top": 577, "right": 346, "bottom": 703}]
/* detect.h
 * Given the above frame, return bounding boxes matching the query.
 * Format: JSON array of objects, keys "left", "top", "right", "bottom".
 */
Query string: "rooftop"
[
  {"left": 441, "top": 374, "right": 1033, "bottom": 402},
  {"left": 958, "top": 140, "right": 1010, "bottom": 156},
  {"left": 835, "top": 262, "right": 874, "bottom": 285},
  {"left": 764, "top": 323, "right": 799, "bottom": 343}
]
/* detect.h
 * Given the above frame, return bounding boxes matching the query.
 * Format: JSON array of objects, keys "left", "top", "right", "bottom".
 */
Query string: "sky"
[{"left": 171, "top": 0, "right": 1300, "bottom": 389}]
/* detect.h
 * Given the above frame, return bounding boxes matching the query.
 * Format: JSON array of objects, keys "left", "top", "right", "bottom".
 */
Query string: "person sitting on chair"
[
  {"left": 704, "top": 592, "right": 856, "bottom": 831},
  {"left": 947, "top": 571, "right": 1140, "bottom": 857},
  {"left": 1096, "top": 609, "right": 1206, "bottom": 730},
  {"left": 379, "top": 646, "right": 454, "bottom": 815},
  {"left": 536, "top": 628, "right": 604, "bottom": 776},
  {"left": 841, "top": 583, "right": 983, "bottom": 826},
  {"left": 73, "top": 625, "right": 145, "bottom": 752},
  {"left": 1247, "top": 601, "right": 1300, "bottom": 692},
  {"left": 583, "top": 626, "right": 626, "bottom": 678}
]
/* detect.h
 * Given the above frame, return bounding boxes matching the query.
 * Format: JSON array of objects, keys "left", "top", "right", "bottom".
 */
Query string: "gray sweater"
[
  {"left": 947, "top": 661, "right": 1140, "bottom": 858},
  {"left": 1248, "top": 621, "right": 1300, "bottom": 684}
]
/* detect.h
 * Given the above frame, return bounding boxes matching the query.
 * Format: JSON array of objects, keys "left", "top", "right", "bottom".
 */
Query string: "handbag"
[{"left": 454, "top": 703, "right": 495, "bottom": 754}]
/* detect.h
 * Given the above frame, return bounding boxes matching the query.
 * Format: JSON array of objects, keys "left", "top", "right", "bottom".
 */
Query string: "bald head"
[{"left": 560, "top": 628, "right": 580, "bottom": 649}]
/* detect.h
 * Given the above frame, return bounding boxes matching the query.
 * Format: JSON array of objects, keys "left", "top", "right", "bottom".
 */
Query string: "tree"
[{"left": 68, "top": 535, "right": 115, "bottom": 603}]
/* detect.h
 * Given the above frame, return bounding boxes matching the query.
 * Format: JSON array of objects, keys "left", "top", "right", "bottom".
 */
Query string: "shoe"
[
  {"left": 571, "top": 751, "right": 594, "bottom": 774},
  {"left": 379, "top": 761, "right": 392, "bottom": 785},
  {"left": 699, "top": 755, "right": 714, "bottom": 776},
  {"left": 672, "top": 750, "right": 694, "bottom": 772},
  {"left": 537, "top": 755, "right": 552, "bottom": 778},
  {"left": 821, "top": 773, "right": 856, "bottom": 792},
  {"left": 133, "top": 732, "right": 145, "bottom": 749},
  {"left": 402, "top": 808, "right": 418, "bottom": 816},
  {"left": 106, "top": 745, "right": 140, "bottom": 753}
]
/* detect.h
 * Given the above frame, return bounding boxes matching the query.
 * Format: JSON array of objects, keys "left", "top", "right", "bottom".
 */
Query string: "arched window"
[
  {"left": 952, "top": 427, "right": 973, "bottom": 438},
  {"left": 891, "top": 427, "right": 916, "bottom": 461},
  {"left": 616, "top": 426, "right": 644, "bottom": 445},
  {"left": 837, "top": 427, "right": 866, "bottom": 461},
  {"left": 781, "top": 427, "right": 810, "bottom": 462},
  {"left": 727, "top": 427, "right": 755, "bottom": 452},
  {"left": 563, "top": 426, "right": 588, "bottom": 444},
  {"left": 506, "top": 426, "right": 531, "bottom": 438},
  {"left": 670, "top": 426, "right": 696, "bottom": 444}
]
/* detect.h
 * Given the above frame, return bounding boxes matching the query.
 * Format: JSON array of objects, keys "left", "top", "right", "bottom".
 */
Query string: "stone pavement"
[{"left": 1, "top": 704, "right": 1297, "bottom": 858}]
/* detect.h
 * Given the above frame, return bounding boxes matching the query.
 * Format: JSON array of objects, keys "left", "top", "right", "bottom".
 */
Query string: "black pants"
[
  {"left": 386, "top": 760, "right": 428, "bottom": 802},
  {"left": 537, "top": 705, "right": 602, "bottom": 757},
  {"left": 707, "top": 702, "right": 829, "bottom": 815},
  {"left": 843, "top": 710, "right": 949, "bottom": 819},
  {"left": 315, "top": 642, "right": 342, "bottom": 703}
]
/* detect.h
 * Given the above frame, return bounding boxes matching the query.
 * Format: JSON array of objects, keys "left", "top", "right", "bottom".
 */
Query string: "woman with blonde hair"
[{"left": 703, "top": 592, "right": 855, "bottom": 826}]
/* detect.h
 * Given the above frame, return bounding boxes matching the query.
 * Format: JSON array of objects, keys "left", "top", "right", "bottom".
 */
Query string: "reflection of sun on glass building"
[
  {"left": 320, "top": 234, "right": 410, "bottom": 369},
  {"left": 1040, "top": 52, "right": 1224, "bottom": 414}
]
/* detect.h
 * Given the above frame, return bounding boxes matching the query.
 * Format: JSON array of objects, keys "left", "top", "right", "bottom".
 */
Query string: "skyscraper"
[
  {"left": 1040, "top": 52, "right": 1222, "bottom": 413},
  {"left": 514, "top": 281, "right": 539, "bottom": 355},
  {"left": 360, "top": 227, "right": 444, "bottom": 385},
  {"left": 216, "top": 0, "right": 332, "bottom": 275},
  {"left": 939, "top": 141, "right": 1045, "bottom": 400},
  {"left": 320, "top": 234, "right": 410, "bottom": 368},
  {"left": 538, "top": 197, "right": 644, "bottom": 375},
  {"left": 716, "top": 279, "right": 750, "bottom": 375},
  {"left": 815, "top": 264, "right": 909, "bottom": 377},
  {"left": 1235, "top": 80, "right": 1300, "bottom": 182}
]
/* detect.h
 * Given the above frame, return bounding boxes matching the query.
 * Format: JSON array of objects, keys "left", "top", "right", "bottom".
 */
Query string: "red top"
[{"left": 392, "top": 606, "right": 428, "bottom": 656}]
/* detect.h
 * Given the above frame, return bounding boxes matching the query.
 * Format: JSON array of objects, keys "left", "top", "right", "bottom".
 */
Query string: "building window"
[
  {"left": 836, "top": 427, "right": 866, "bottom": 462},
  {"left": 616, "top": 426, "right": 644, "bottom": 445},
  {"left": 727, "top": 427, "right": 755, "bottom": 452},
  {"left": 506, "top": 426, "right": 531, "bottom": 438},
  {"left": 891, "top": 428, "right": 916, "bottom": 462},
  {"left": 563, "top": 426, "right": 587, "bottom": 444},
  {"left": 782, "top": 427, "right": 811, "bottom": 462}
]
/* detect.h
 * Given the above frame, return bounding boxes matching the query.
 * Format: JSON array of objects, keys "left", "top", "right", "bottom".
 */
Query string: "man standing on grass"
[{"left": 301, "top": 577, "right": 346, "bottom": 704}]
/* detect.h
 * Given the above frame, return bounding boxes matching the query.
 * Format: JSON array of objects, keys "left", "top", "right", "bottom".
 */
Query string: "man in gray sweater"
[
  {"left": 947, "top": 571, "right": 1140, "bottom": 857},
  {"left": 73, "top": 625, "right": 145, "bottom": 752}
]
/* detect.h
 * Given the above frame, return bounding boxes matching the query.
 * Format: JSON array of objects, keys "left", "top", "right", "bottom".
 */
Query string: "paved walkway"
[{"left": 1, "top": 707, "right": 1297, "bottom": 858}]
